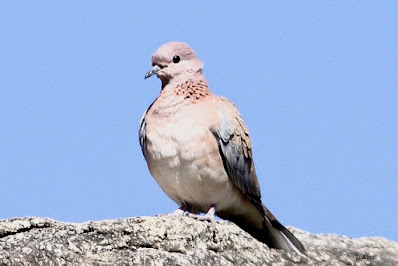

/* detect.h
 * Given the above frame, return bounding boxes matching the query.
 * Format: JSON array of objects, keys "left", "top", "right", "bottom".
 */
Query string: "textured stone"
[{"left": 0, "top": 216, "right": 397, "bottom": 265}]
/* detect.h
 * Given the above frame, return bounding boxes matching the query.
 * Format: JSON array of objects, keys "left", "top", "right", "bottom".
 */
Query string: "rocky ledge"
[{"left": 0, "top": 216, "right": 397, "bottom": 265}]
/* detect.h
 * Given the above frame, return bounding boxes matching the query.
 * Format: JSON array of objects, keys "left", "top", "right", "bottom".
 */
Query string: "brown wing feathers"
[{"left": 212, "top": 97, "right": 305, "bottom": 253}]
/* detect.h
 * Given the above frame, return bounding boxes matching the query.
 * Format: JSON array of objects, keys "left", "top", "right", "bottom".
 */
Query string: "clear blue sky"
[{"left": 1, "top": 2, "right": 397, "bottom": 243}]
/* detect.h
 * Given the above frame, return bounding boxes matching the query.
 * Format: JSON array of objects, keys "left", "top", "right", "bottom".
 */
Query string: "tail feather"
[
  {"left": 218, "top": 204, "right": 305, "bottom": 254},
  {"left": 260, "top": 216, "right": 305, "bottom": 253},
  {"left": 260, "top": 203, "right": 305, "bottom": 253}
]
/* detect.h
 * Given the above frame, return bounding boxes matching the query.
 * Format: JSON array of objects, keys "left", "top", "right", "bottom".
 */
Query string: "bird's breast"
[{"left": 143, "top": 100, "right": 236, "bottom": 213}]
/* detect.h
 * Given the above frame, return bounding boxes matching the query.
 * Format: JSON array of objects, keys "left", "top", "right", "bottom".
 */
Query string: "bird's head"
[{"left": 145, "top": 42, "right": 204, "bottom": 88}]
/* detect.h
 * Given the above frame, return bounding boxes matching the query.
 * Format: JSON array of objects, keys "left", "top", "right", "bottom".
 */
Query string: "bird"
[{"left": 139, "top": 42, "right": 305, "bottom": 253}]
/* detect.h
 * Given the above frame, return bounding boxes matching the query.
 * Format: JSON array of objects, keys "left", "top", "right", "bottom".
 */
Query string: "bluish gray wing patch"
[
  {"left": 212, "top": 107, "right": 261, "bottom": 200},
  {"left": 139, "top": 114, "right": 147, "bottom": 158}
]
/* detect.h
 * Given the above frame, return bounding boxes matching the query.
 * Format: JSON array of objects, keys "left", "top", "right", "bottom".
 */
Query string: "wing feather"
[
  {"left": 139, "top": 100, "right": 156, "bottom": 159},
  {"left": 211, "top": 97, "right": 262, "bottom": 206},
  {"left": 139, "top": 112, "right": 147, "bottom": 158}
]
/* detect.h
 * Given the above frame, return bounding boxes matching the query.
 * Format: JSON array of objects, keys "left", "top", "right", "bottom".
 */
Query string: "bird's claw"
[{"left": 188, "top": 206, "right": 216, "bottom": 230}]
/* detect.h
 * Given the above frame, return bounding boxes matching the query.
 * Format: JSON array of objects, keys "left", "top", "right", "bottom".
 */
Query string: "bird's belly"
[{"left": 145, "top": 124, "right": 239, "bottom": 213}]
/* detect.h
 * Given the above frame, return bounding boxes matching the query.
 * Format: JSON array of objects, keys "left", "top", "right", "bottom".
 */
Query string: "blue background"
[{"left": 1, "top": 2, "right": 397, "bottom": 242}]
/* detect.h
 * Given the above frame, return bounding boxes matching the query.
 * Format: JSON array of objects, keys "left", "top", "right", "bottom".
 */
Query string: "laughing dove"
[{"left": 139, "top": 42, "right": 305, "bottom": 253}]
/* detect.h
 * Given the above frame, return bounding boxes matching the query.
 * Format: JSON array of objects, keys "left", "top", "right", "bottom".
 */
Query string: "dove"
[{"left": 139, "top": 42, "right": 305, "bottom": 253}]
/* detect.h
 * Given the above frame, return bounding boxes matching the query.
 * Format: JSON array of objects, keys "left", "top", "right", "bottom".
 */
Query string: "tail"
[
  {"left": 219, "top": 204, "right": 305, "bottom": 253},
  {"left": 259, "top": 208, "right": 305, "bottom": 253}
]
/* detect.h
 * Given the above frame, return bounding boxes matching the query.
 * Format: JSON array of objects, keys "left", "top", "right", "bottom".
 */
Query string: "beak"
[{"left": 144, "top": 65, "right": 161, "bottom": 79}]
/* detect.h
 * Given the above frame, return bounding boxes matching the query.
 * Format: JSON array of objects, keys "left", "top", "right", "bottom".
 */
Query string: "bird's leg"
[{"left": 188, "top": 205, "right": 217, "bottom": 230}]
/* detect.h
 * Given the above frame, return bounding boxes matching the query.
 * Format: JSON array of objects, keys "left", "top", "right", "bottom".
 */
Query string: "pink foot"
[{"left": 188, "top": 206, "right": 216, "bottom": 230}]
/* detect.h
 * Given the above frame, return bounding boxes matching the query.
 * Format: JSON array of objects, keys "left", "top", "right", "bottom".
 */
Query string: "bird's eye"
[{"left": 173, "top": 55, "right": 180, "bottom": 64}]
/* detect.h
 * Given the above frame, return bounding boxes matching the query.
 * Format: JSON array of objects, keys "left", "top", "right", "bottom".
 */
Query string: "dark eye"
[{"left": 173, "top": 55, "right": 180, "bottom": 63}]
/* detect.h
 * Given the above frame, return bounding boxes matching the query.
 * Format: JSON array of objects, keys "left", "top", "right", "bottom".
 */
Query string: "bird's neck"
[
  {"left": 161, "top": 71, "right": 210, "bottom": 95},
  {"left": 151, "top": 75, "right": 211, "bottom": 118},
  {"left": 161, "top": 71, "right": 207, "bottom": 89}
]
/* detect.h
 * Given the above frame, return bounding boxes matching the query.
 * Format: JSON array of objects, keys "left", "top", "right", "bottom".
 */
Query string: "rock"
[{"left": 0, "top": 216, "right": 397, "bottom": 265}]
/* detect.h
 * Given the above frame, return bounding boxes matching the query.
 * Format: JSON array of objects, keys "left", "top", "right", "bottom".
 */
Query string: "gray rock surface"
[{"left": 0, "top": 216, "right": 397, "bottom": 265}]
